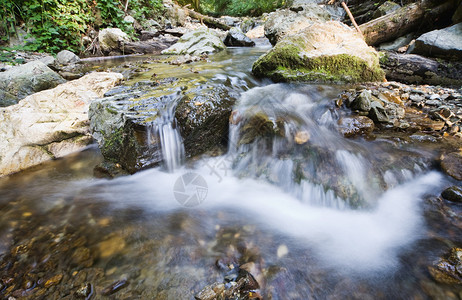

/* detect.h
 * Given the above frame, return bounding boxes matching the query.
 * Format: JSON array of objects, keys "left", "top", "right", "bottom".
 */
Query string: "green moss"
[{"left": 253, "top": 35, "right": 385, "bottom": 83}]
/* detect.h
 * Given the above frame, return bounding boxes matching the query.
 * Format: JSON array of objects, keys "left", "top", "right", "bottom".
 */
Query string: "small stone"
[
  {"left": 75, "top": 283, "right": 93, "bottom": 298},
  {"left": 369, "top": 101, "right": 389, "bottom": 123},
  {"left": 440, "top": 152, "right": 462, "bottom": 181},
  {"left": 425, "top": 99, "right": 441, "bottom": 106},
  {"left": 277, "top": 244, "right": 289, "bottom": 258},
  {"left": 97, "top": 235, "right": 126, "bottom": 258},
  {"left": 294, "top": 131, "right": 310, "bottom": 144},
  {"left": 410, "top": 94, "right": 424, "bottom": 102},
  {"left": 351, "top": 90, "right": 372, "bottom": 112},
  {"left": 195, "top": 284, "right": 217, "bottom": 300},
  {"left": 441, "top": 186, "right": 462, "bottom": 203},
  {"left": 44, "top": 274, "right": 63, "bottom": 288},
  {"left": 101, "top": 279, "right": 129, "bottom": 296}
]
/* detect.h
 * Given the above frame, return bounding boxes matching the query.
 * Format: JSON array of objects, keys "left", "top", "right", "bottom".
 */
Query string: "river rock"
[
  {"left": 99, "top": 28, "right": 130, "bottom": 54},
  {"left": 175, "top": 85, "right": 238, "bottom": 157},
  {"left": 55, "top": 50, "right": 81, "bottom": 65},
  {"left": 246, "top": 25, "right": 265, "bottom": 39},
  {"left": 162, "top": 28, "right": 226, "bottom": 56},
  {"left": 337, "top": 116, "right": 375, "bottom": 138},
  {"left": 264, "top": 3, "right": 330, "bottom": 46},
  {"left": 252, "top": 21, "right": 385, "bottom": 83},
  {"left": 351, "top": 90, "right": 372, "bottom": 112},
  {"left": 89, "top": 88, "right": 164, "bottom": 173},
  {"left": 428, "top": 247, "right": 462, "bottom": 284},
  {"left": 440, "top": 152, "right": 462, "bottom": 181},
  {"left": 0, "top": 72, "right": 123, "bottom": 176},
  {"left": 0, "top": 60, "right": 66, "bottom": 101},
  {"left": 441, "top": 186, "right": 462, "bottom": 203},
  {"left": 368, "top": 101, "right": 389, "bottom": 123},
  {"left": 224, "top": 27, "right": 255, "bottom": 47},
  {"left": 412, "top": 23, "right": 462, "bottom": 60}
]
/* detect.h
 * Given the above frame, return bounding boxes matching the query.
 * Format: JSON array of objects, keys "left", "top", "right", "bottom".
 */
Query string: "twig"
[{"left": 340, "top": 1, "right": 363, "bottom": 38}]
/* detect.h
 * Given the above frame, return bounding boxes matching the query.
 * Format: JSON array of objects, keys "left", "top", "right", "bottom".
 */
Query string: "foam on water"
[{"left": 87, "top": 163, "right": 441, "bottom": 273}]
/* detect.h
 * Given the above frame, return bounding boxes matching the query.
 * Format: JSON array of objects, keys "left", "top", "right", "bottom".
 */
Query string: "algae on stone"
[{"left": 252, "top": 21, "right": 385, "bottom": 84}]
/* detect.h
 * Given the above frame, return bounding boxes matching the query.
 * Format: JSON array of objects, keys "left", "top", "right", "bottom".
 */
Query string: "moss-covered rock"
[{"left": 252, "top": 21, "right": 385, "bottom": 84}]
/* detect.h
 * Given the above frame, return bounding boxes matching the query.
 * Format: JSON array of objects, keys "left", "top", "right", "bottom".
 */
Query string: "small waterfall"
[
  {"left": 226, "top": 83, "right": 429, "bottom": 208},
  {"left": 146, "top": 99, "right": 185, "bottom": 172}
]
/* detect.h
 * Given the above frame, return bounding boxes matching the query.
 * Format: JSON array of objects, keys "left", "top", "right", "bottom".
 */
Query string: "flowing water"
[{"left": 0, "top": 46, "right": 461, "bottom": 299}]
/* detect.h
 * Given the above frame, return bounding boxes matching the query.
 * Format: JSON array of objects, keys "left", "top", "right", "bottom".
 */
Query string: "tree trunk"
[
  {"left": 379, "top": 51, "right": 462, "bottom": 86},
  {"left": 359, "top": 0, "right": 458, "bottom": 46},
  {"left": 183, "top": 8, "right": 231, "bottom": 31}
]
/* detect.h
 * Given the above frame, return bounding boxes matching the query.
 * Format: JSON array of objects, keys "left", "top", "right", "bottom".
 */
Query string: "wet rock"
[
  {"left": 55, "top": 50, "right": 81, "bottom": 65},
  {"left": 428, "top": 247, "right": 462, "bottom": 284},
  {"left": 99, "top": 28, "right": 130, "bottom": 55},
  {"left": 441, "top": 186, "right": 462, "bottom": 203},
  {"left": 338, "top": 116, "right": 375, "bottom": 138},
  {"left": 162, "top": 28, "right": 226, "bottom": 56},
  {"left": 224, "top": 27, "right": 255, "bottom": 47},
  {"left": 97, "top": 235, "right": 126, "bottom": 258},
  {"left": 253, "top": 21, "right": 385, "bottom": 83},
  {"left": 75, "top": 283, "right": 93, "bottom": 298},
  {"left": 264, "top": 3, "right": 331, "bottom": 46},
  {"left": 0, "top": 90, "right": 18, "bottom": 107},
  {"left": 351, "top": 90, "right": 372, "bottom": 112},
  {"left": 175, "top": 85, "right": 238, "bottom": 157},
  {"left": 44, "top": 274, "right": 63, "bottom": 288},
  {"left": 0, "top": 72, "right": 123, "bottom": 177},
  {"left": 368, "top": 101, "right": 389, "bottom": 123},
  {"left": 412, "top": 23, "right": 462, "bottom": 60},
  {"left": 440, "top": 152, "right": 462, "bottom": 181},
  {"left": 71, "top": 247, "right": 93, "bottom": 268},
  {"left": 0, "top": 60, "right": 65, "bottom": 101}
]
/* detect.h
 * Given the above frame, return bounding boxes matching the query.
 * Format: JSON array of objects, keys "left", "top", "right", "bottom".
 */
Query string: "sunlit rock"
[
  {"left": 253, "top": 21, "right": 385, "bottom": 83},
  {"left": 162, "top": 28, "right": 226, "bottom": 56},
  {"left": 0, "top": 72, "right": 123, "bottom": 176}
]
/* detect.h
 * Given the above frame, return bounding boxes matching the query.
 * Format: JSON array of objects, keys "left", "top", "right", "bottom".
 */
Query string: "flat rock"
[
  {"left": 412, "top": 23, "right": 462, "bottom": 60},
  {"left": 0, "top": 72, "right": 123, "bottom": 176}
]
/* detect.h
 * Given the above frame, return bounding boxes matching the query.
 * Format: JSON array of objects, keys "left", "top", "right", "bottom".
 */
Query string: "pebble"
[
  {"left": 101, "top": 279, "right": 129, "bottom": 296},
  {"left": 277, "top": 244, "right": 289, "bottom": 258}
]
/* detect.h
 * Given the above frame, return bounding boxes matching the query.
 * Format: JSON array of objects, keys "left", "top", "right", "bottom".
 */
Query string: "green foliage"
[
  {"left": 200, "top": 0, "right": 287, "bottom": 16},
  {"left": 0, "top": 0, "right": 163, "bottom": 54}
]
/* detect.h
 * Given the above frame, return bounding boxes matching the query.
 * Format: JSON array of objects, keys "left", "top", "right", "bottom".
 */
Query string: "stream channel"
[{"left": 0, "top": 44, "right": 461, "bottom": 299}]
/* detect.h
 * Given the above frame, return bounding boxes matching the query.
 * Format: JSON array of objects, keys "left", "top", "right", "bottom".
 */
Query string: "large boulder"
[
  {"left": 162, "top": 28, "right": 226, "bottom": 56},
  {"left": 412, "top": 23, "right": 462, "bottom": 60},
  {"left": 224, "top": 27, "right": 255, "bottom": 47},
  {"left": 0, "top": 72, "right": 123, "bottom": 176},
  {"left": 264, "top": 3, "right": 331, "bottom": 46},
  {"left": 0, "top": 60, "right": 66, "bottom": 102},
  {"left": 98, "top": 28, "right": 130, "bottom": 54},
  {"left": 252, "top": 21, "right": 385, "bottom": 83}
]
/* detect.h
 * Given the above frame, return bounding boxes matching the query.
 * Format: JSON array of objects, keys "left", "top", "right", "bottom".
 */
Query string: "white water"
[
  {"left": 88, "top": 163, "right": 441, "bottom": 273},
  {"left": 107, "top": 82, "right": 443, "bottom": 273}
]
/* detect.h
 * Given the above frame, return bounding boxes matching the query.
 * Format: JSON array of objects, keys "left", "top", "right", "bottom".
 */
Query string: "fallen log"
[
  {"left": 379, "top": 51, "right": 462, "bottom": 86},
  {"left": 359, "top": 0, "right": 458, "bottom": 46},
  {"left": 183, "top": 8, "right": 231, "bottom": 31}
]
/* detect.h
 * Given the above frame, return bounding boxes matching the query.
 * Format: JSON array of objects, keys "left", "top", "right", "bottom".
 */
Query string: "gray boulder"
[
  {"left": 372, "top": 1, "right": 401, "bottom": 19},
  {"left": 99, "top": 28, "right": 130, "bottom": 54},
  {"left": 224, "top": 27, "right": 255, "bottom": 47},
  {"left": 162, "top": 28, "right": 226, "bottom": 56},
  {"left": 56, "top": 50, "right": 81, "bottom": 65},
  {"left": 264, "top": 3, "right": 331, "bottom": 46},
  {"left": 0, "top": 72, "right": 123, "bottom": 177},
  {"left": 0, "top": 60, "right": 66, "bottom": 101},
  {"left": 412, "top": 23, "right": 462, "bottom": 60}
]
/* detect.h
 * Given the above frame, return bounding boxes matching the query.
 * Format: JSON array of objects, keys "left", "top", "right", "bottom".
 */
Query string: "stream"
[{"left": 0, "top": 45, "right": 461, "bottom": 299}]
